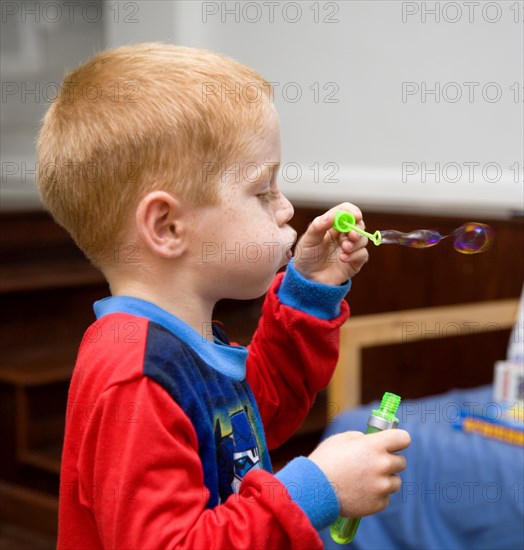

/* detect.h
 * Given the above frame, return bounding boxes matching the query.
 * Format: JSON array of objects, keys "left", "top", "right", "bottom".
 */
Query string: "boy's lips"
[{"left": 285, "top": 230, "right": 298, "bottom": 261}]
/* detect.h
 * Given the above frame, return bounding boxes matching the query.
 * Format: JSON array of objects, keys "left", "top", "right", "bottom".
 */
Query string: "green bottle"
[{"left": 330, "top": 392, "right": 402, "bottom": 545}]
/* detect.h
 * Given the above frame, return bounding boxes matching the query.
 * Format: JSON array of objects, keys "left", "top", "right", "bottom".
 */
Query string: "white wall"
[
  {"left": 1, "top": 0, "right": 105, "bottom": 209},
  {"left": 169, "top": 1, "right": 524, "bottom": 218},
  {"left": 4, "top": 1, "right": 523, "bottom": 218}
]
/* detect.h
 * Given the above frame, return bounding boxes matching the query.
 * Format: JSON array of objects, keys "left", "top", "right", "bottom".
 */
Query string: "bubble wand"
[{"left": 332, "top": 210, "right": 494, "bottom": 254}]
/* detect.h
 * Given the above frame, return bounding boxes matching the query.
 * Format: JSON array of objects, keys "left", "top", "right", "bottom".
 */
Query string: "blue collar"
[{"left": 93, "top": 296, "right": 248, "bottom": 381}]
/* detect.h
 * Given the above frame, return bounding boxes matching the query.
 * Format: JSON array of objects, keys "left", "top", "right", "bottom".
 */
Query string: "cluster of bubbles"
[
  {"left": 379, "top": 223, "right": 494, "bottom": 254},
  {"left": 331, "top": 211, "right": 494, "bottom": 254}
]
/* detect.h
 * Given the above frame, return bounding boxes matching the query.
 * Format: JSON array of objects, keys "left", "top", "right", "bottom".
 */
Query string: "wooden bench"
[{"left": 328, "top": 298, "right": 520, "bottom": 412}]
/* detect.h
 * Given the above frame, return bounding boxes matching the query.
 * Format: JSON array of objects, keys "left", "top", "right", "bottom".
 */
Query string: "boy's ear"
[{"left": 136, "top": 191, "right": 187, "bottom": 258}]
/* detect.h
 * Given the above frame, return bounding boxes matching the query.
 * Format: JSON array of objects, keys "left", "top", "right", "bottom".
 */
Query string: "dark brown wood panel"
[{"left": 360, "top": 330, "right": 512, "bottom": 404}]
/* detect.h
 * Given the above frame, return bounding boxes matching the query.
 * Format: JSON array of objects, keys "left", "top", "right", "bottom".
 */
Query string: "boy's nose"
[{"left": 276, "top": 193, "right": 294, "bottom": 226}]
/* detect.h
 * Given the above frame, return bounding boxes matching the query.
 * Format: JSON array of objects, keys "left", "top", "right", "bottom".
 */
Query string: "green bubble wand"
[{"left": 333, "top": 211, "right": 382, "bottom": 246}]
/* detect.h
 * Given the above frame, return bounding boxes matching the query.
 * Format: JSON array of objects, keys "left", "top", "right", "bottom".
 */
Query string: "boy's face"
[{"left": 188, "top": 103, "right": 296, "bottom": 301}]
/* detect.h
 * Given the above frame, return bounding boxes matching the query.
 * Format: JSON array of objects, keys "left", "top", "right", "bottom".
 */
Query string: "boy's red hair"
[{"left": 37, "top": 43, "right": 272, "bottom": 267}]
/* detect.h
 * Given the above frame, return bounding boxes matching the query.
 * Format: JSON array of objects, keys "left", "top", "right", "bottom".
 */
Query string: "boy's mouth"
[{"left": 284, "top": 230, "right": 297, "bottom": 262}]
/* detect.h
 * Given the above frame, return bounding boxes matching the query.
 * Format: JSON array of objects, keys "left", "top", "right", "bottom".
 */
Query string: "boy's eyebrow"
[{"left": 249, "top": 162, "right": 280, "bottom": 185}]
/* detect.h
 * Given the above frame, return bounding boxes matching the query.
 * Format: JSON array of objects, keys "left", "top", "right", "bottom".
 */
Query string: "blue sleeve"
[
  {"left": 275, "top": 456, "right": 340, "bottom": 531},
  {"left": 277, "top": 259, "right": 351, "bottom": 320}
]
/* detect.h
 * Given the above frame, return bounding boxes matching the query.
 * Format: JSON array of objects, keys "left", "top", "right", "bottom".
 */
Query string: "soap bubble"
[
  {"left": 452, "top": 223, "right": 494, "bottom": 254},
  {"left": 380, "top": 229, "right": 442, "bottom": 248}
]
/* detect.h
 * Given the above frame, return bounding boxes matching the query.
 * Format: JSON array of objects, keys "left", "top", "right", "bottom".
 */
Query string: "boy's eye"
[{"left": 257, "top": 190, "right": 280, "bottom": 202}]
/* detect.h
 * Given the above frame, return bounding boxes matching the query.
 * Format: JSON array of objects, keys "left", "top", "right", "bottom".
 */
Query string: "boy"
[{"left": 37, "top": 43, "right": 410, "bottom": 549}]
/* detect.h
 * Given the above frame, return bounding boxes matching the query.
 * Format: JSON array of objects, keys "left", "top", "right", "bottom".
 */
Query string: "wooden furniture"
[
  {"left": 0, "top": 211, "right": 108, "bottom": 542},
  {"left": 328, "top": 299, "right": 520, "bottom": 412}
]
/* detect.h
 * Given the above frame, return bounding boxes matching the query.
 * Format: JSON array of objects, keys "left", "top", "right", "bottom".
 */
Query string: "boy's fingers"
[
  {"left": 388, "top": 454, "right": 407, "bottom": 475},
  {"left": 344, "top": 235, "right": 369, "bottom": 252},
  {"left": 388, "top": 474, "right": 403, "bottom": 494},
  {"left": 302, "top": 204, "right": 363, "bottom": 247},
  {"left": 301, "top": 213, "right": 335, "bottom": 248},
  {"left": 388, "top": 429, "right": 411, "bottom": 452},
  {"left": 372, "top": 429, "right": 411, "bottom": 452}
]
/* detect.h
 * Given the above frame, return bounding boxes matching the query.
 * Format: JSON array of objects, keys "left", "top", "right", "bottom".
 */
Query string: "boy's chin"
[
  {"left": 226, "top": 284, "right": 272, "bottom": 301},
  {"left": 222, "top": 272, "right": 279, "bottom": 301}
]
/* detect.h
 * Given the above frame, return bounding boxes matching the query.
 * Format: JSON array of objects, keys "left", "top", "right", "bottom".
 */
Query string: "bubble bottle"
[{"left": 330, "top": 392, "right": 402, "bottom": 544}]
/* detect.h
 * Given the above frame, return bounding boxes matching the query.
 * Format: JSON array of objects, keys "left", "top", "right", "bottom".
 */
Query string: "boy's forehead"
[
  {"left": 221, "top": 161, "right": 280, "bottom": 189},
  {"left": 229, "top": 113, "right": 281, "bottom": 185}
]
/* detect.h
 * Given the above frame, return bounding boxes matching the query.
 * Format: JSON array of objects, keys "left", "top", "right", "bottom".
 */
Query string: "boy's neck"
[{"left": 108, "top": 275, "right": 216, "bottom": 342}]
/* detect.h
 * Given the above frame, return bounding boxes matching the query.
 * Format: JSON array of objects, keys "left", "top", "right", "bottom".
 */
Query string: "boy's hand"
[
  {"left": 309, "top": 429, "right": 410, "bottom": 518},
  {"left": 293, "top": 203, "right": 369, "bottom": 286}
]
